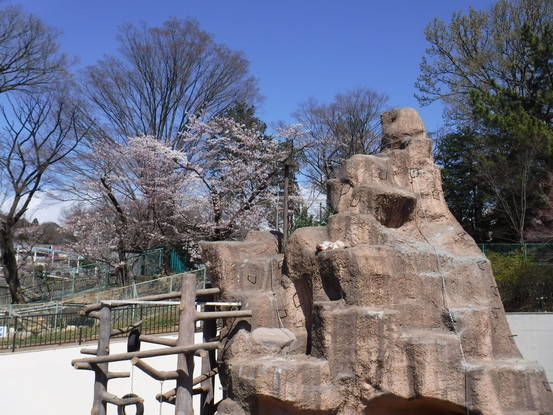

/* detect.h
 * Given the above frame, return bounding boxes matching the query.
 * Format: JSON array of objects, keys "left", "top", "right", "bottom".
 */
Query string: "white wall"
[
  {"left": 0, "top": 333, "right": 220, "bottom": 414},
  {"left": 507, "top": 313, "right": 553, "bottom": 385},
  {"left": 0, "top": 314, "right": 551, "bottom": 414}
]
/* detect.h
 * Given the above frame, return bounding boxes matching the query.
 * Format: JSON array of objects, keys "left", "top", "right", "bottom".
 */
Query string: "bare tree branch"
[
  {"left": 0, "top": 5, "right": 69, "bottom": 94},
  {"left": 293, "top": 87, "right": 388, "bottom": 192},
  {"left": 0, "top": 91, "right": 90, "bottom": 303},
  {"left": 82, "top": 18, "right": 259, "bottom": 146}
]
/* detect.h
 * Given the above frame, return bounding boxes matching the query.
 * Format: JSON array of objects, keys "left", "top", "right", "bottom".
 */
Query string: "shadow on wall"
[
  {"left": 251, "top": 394, "right": 480, "bottom": 415},
  {"left": 363, "top": 394, "right": 482, "bottom": 415}
]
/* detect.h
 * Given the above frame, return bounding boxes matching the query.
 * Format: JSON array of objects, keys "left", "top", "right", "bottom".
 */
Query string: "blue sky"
[
  {"left": 4, "top": 0, "right": 496, "bottom": 222},
  {"left": 5, "top": 0, "right": 495, "bottom": 135}
]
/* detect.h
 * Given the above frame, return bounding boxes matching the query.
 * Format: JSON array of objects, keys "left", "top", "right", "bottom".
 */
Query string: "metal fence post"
[{"left": 11, "top": 316, "right": 18, "bottom": 352}]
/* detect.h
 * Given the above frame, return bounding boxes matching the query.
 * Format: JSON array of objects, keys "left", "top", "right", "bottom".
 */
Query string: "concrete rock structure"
[{"left": 200, "top": 108, "right": 553, "bottom": 415}]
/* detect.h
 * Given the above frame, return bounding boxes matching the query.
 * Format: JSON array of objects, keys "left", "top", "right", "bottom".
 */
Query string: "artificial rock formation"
[{"left": 200, "top": 108, "right": 553, "bottom": 415}]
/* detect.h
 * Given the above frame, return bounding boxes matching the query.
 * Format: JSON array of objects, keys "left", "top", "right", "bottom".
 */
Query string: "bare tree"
[
  {"left": 293, "top": 87, "right": 388, "bottom": 192},
  {"left": 476, "top": 131, "right": 547, "bottom": 245},
  {"left": 82, "top": 18, "right": 259, "bottom": 147},
  {"left": 0, "top": 92, "right": 90, "bottom": 303},
  {"left": 0, "top": 5, "right": 68, "bottom": 94}
]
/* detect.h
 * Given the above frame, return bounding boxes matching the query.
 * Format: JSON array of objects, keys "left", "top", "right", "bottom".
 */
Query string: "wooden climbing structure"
[{"left": 71, "top": 273, "right": 250, "bottom": 415}]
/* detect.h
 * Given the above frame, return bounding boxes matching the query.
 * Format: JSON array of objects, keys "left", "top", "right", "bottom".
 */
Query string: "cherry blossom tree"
[
  {"left": 178, "top": 116, "right": 300, "bottom": 241},
  {"left": 63, "top": 136, "right": 191, "bottom": 285},
  {"left": 63, "top": 117, "right": 304, "bottom": 283}
]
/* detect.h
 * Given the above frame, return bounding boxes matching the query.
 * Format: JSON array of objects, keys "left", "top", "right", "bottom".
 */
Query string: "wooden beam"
[
  {"left": 196, "top": 301, "right": 242, "bottom": 307},
  {"left": 195, "top": 349, "right": 209, "bottom": 358},
  {"left": 196, "top": 288, "right": 221, "bottom": 297},
  {"left": 74, "top": 362, "right": 94, "bottom": 370},
  {"left": 81, "top": 287, "right": 221, "bottom": 314},
  {"left": 110, "top": 320, "right": 142, "bottom": 337},
  {"left": 106, "top": 371, "right": 130, "bottom": 380},
  {"left": 138, "top": 334, "right": 177, "bottom": 347},
  {"left": 72, "top": 341, "right": 219, "bottom": 366},
  {"left": 131, "top": 357, "right": 178, "bottom": 380},
  {"left": 156, "top": 389, "right": 176, "bottom": 405},
  {"left": 101, "top": 392, "right": 143, "bottom": 406},
  {"left": 195, "top": 310, "right": 252, "bottom": 320},
  {"left": 154, "top": 367, "right": 220, "bottom": 402},
  {"left": 88, "top": 311, "right": 101, "bottom": 319},
  {"left": 82, "top": 292, "right": 181, "bottom": 313},
  {"left": 193, "top": 385, "right": 210, "bottom": 394},
  {"left": 103, "top": 300, "right": 180, "bottom": 306},
  {"left": 194, "top": 367, "right": 219, "bottom": 386}
]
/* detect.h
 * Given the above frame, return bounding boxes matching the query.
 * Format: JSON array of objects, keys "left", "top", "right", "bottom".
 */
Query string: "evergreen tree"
[
  {"left": 435, "top": 129, "right": 493, "bottom": 242},
  {"left": 419, "top": 0, "right": 553, "bottom": 243}
]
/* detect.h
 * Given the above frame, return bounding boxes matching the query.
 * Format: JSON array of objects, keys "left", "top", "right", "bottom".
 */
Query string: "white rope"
[
  {"left": 410, "top": 169, "right": 470, "bottom": 414},
  {"left": 270, "top": 259, "right": 294, "bottom": 343},
  {"left": 270, "top": 262, "right": 285, "bottom": 330},
  {"left": 159, "top": 379, "right": 164, "bottom": 415}
]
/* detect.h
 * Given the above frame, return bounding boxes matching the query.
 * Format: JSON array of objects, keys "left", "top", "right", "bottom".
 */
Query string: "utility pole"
[{"left": 282, "top": 162, "right": 297, "bottom": 249}]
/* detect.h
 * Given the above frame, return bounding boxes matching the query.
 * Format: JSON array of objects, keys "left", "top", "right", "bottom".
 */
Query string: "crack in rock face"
[{"left": 200, "top": 108, "right": 553, "bottom": 415}]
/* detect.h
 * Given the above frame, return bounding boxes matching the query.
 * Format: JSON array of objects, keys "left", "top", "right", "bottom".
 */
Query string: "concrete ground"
[
  {"left": 0, "top": 333, "right": 220, "bottom": 414},
  {"left": 0, "top": 314, "right": 551, "bottom": 414}
]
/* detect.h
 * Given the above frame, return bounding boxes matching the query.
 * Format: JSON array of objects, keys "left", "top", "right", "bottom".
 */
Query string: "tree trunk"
[
  {"left": 116, "top": 250, "right": 133, "bottom": 287},
  {"left": 162, "top": 247, "right": 172, "bottom": 275},
  {"left": 0, "top": 223, "right": 26, "bottom": 303}
]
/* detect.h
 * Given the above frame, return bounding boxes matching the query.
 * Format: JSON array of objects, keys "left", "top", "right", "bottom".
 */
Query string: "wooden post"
[
  {"left": 282, "top": 161, "right": 298, "bottom": 250},
  {"left": 175, "top": 273, "right": 196, "bottom": 415},
  {"left": 201, "top": 289, "right": 217, "bottom": 415},
  {"left": 91, "top": 304, "right": 111, "bottom": 415},
  {"left": 283, "top": 163, "right": 291, "bottom": 249}
]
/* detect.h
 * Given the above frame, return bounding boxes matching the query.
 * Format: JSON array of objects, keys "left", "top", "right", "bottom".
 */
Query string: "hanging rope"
[
  {"left": 270, "top": 259, "right": 295, "bottom": 345},
  {"left": 410, "top": 168, "right": 470, "bottom": 415},
  {"left": 159, "top": 379, "right": 164, "bottom": 415},
  {"left": 271, "top": 261, "right": 286, "bottom": 330}
]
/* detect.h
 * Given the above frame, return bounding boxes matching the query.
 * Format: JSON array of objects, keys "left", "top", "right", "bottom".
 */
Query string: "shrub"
[{"left": 487, "top": 251, "right": 553, "bottom": 311}]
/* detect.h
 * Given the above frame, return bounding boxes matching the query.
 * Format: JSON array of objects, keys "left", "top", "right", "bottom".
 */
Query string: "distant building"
[{"left": 14, "top": 245, "right": 82, "bottom": 268}]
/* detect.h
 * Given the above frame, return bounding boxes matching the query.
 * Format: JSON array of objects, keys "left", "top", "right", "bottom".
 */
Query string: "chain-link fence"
[
  {"left": 498, "top": 281, "right": 553, "bottom": 312},
  {"left": 0, "top": 247, "right": 192, "bottom": 305},
  {"left": 0, "top": 248, "right": 197, "bottom": 305},
  {"left": 64, "top": 268, "right": 206, "bottom": 304},
  {"left": 478, "top": 243, "right": 553, "bottom": 312},
  {"left": 478, "top": 243, "right": 553, "bottom": 264}
]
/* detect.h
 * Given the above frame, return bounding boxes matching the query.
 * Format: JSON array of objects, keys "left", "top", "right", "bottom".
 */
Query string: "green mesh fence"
[{"left": 478, "top": 243, "right": 553, "bottom": 264}]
